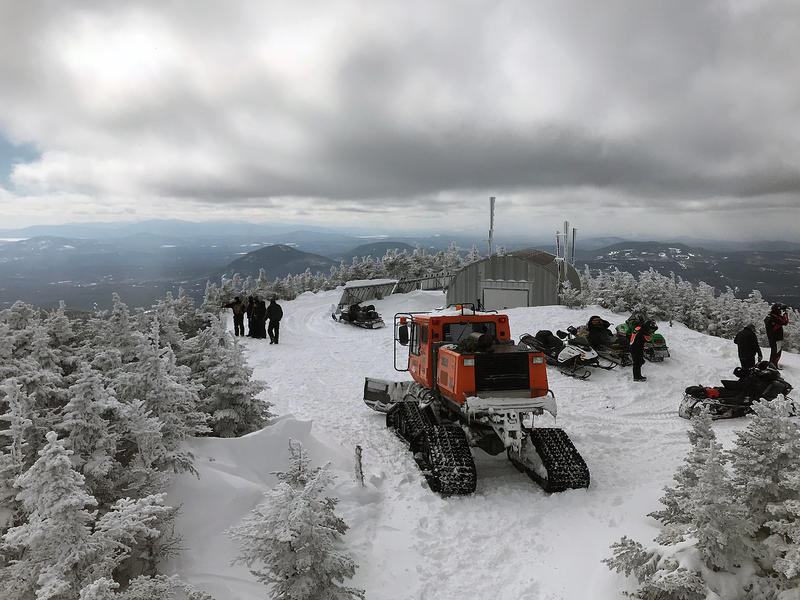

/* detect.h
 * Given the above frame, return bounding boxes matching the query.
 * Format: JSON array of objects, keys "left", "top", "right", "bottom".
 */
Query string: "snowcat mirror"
[
  {"left": 556, "top": 330, "right": 567, "bottom": 339},
  {"left": 398, "top": 324, "right": 409, "bottom": 346}
]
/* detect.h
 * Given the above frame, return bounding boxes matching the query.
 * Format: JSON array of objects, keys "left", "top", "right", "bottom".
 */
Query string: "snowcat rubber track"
[
  {"left": 525, "top": 428, "right": 590, "bottom": 493},
  {"left": 418, "top": 425, "right": 477, "bottom": 496},
  {"left": 386, "top": 402, "right": 477, "bottom": 496},
  {"left": 386, "top": 401, "right": 431, "bottom": 446}
]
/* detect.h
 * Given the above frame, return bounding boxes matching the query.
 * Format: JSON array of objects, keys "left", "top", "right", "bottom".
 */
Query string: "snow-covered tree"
[
  {"left": 1, "top": 431, "right": 98, "bottom": 599},
  {"left": 650, "top": 409, "right": 716, "bottom": 534},
  {"left": 690, "top": 441, "right": 751, "bottom": 571},
  {"left": 228, "top": 440, "right": 364, "bottom": 600},
  {"left": 179, "top": 316, "right": 271, "bottom": 437},
  {"left": 558, "top": 281, "right": 584, "bottom": 309},
  {"left": 58, "top": 368, "right": 122, "bottom": 498},
  {"left": 465, "top": 245, "right": 481, "bottom": 264},
  {"left": 729, "top": 399, "right": 800, "bottom": 548},
  {"left": 113, "top": 321, "right": 207, "bottom": 474}
]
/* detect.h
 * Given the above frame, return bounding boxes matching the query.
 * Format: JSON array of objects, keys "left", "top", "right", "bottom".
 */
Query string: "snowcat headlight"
[
  {"left": 531, "top": 356, "right": 544, "bottom": 364},
  {"left": 463, "top": 358, "right": 475, "bottom": 366}
]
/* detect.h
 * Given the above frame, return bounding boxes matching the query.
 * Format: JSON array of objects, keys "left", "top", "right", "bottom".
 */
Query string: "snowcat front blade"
[{"left": 363, "top": 378, "right": 414, "bottom": 412}]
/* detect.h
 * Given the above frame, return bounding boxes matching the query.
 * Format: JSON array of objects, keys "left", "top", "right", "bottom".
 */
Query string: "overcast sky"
[{"left": 0, "top": 0, "right": 798, "bottom": 240}]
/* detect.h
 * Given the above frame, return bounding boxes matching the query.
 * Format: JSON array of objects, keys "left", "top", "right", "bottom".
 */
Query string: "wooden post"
[{"left": 354, "top": 445, "right": 365, "bottom": 487}]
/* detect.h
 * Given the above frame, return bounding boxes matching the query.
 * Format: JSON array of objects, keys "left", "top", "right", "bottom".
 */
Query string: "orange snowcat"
[{"left": 364, "top": 304, "right": 590, "bottom": 496}]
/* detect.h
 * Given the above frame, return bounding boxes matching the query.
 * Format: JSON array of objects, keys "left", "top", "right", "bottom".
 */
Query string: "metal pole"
[
  {"left": 571, "top": 227, "right": 577, "bottom": 265},
  {"left": 488, "top": 197, "right": 495, "bottom": 256}
]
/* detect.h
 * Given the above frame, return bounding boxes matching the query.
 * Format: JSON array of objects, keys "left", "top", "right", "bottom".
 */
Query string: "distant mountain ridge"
[
  {"left": 215, "top": 244, "right": 338, "bottom": 281},
  {"left": 334, "top": 241, "right": 416, "bottom": 262},
  {"left": 1, "top": 223, "right": 799, "bottom": 311}
]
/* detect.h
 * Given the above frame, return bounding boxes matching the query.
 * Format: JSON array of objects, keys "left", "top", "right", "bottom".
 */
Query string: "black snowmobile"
[
  {"left": 679, "top": 362, "right": 794, "bottom": 420},
  {"left": 519, "top": 329, "right": 602, "bottom": 379},
  {"left": 332, "top": 302, "right": 385, "bottom": 329}
]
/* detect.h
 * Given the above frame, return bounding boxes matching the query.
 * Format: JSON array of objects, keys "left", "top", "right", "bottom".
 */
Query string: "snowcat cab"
[{"left": 364, "top": 304, "right": 589, "bottom": 496}]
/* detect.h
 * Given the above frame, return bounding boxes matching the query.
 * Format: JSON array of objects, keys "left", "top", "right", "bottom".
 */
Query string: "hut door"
[{"left": 482, "top": 288, "right": 529, "bottom": 310}]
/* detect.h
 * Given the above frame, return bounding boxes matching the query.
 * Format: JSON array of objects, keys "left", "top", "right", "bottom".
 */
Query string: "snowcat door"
[{"left": 394, "top": 314, "right": 412, "bottom": 372}]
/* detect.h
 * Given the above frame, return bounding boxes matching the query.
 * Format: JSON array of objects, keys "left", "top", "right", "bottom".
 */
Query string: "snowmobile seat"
[
  {"left": 535, "top": 330, "right": 564, "bottom": 353},
  {"left": 721, "top": 379, "right": 745, "bottom": 391}
]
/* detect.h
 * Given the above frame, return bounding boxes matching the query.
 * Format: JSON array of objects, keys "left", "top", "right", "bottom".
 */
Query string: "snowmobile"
[
  {"left": 678, "top": 362, "right": 793, "bottom": 420},
  {"left": 332, "top": 302, "right": 385, "bottom": 329},
  {"left": 519, "top": 329, "right": 603, "bottom": 379},
  {"left": 573, "top": 323, "right": 632, "bottom": 367},
  {"left": 615, "top": 316, "right": 670, "bottom": 362},
  {"left": 363, "top": 304, "right": 590, "bottom": 496}
]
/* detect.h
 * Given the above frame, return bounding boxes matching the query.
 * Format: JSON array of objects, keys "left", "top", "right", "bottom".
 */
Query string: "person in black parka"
[
  {"left": 629, "top": 320, "right": 655, "bottom": 382},
  {"left": 266, "top": 297, "right": 283, "bottom": 344},
  {"left": 765, "top": 303, "right": 789, "bottom": 369},
  {"left": 252, "top": 298, "right": 267, "bottom": 339},
  {"left": 733, "top": 323, "right": 763, "bottom": 370}
]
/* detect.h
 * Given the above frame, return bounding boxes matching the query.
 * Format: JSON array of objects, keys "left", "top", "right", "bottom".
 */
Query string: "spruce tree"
[
  {"left": 729, "top": 399, "right": 800, "bottom": 538},
  {"left": 228, "top": 440, "right": 364, "bottom": 600},
  {"left": 179, "top": 317, "right": 271, "bottom": 437},
  {"left": 690, "top": 442, "right": 751, "bottom": 571},
  {"left": 113, "top": 323, "right": 207, "bottom": 474},
  {"left": 650, "top": 409, "right": 716, "bottom": 535},
  {"left": 58, "top": 368, "right": 122, "bottom": 498},
  {"left": 1, "top": 431, "right": 98, "bottom": 599}
]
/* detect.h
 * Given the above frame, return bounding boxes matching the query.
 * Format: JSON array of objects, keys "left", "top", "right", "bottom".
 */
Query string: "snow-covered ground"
[{"left": 164, "top": 289, "right": 797, "bottom": 600}]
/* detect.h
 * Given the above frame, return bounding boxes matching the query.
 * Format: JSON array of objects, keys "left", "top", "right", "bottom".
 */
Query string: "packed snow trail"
[{"left": 166, "top": 289, "right": 797, "bottom": 600}]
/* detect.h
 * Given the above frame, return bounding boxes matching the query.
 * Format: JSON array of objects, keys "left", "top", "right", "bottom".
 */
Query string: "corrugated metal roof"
[{"left": 507, "top": 248, "right": 557, "bottom": 265}]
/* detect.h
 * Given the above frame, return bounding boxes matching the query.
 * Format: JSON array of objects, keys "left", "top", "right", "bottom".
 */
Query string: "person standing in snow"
[
  {"left": 267, "top": 297, "right": 283, "bottom": 344},
  {"left": 733, "top": 323, "right": 763, "bottom": 370},
  {"left": 629, "top": 320, "right": 655, "bottom": 382},
  {"left": 245, "top": 295, "right": 255, "bottom": 336},
  {"left": 252, "top": 298, "right": 267, "bottom": 339},
  {"left": 223, "top": 296, "right": 246, "bottom": 337},
  {"left": 764, "top": 303, "right": 789, "bottom": 369}
]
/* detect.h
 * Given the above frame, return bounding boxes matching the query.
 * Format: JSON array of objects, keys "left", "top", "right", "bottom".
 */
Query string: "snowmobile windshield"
[{"left": 443, "top": 322, "right": 497, "bottom": 343}]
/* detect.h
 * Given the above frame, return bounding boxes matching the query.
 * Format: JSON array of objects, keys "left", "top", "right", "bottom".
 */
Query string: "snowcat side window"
[
  {"left": 411, "top": 323, "right": 422, "bottom": 355},
  {"left": 421, "top": 326, "right": 428, "bottom": 344}
]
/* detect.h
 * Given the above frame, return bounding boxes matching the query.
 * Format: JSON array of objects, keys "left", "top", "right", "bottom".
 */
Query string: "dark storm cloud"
[{"left": 0, "top": 0, "right": 798, "bottom": 235}]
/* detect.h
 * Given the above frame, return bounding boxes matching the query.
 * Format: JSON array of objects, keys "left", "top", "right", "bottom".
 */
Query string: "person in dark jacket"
[
  {"left": 251, "top": 298, "right": 267, "bottom": 339},
  {"left": 223, "top": 296, "right": 246, "bottom": 336},
  {"left": 266, "top": 297, "right": 283, "bottom": 344},
  {"left": 733, "top": 323, "right": 763, "bottom": 370},
  {"left": 586, "top": 315, "right": 613, "bottom": 348},
  {"left": 245, "top": 295, "right": 255, "bottom": 336},
  {"left": 764, "top": 303, "right": 789, "bottom": 369},
  {"left": 629, "top": 320, "right": 655, "bottom": 382}
]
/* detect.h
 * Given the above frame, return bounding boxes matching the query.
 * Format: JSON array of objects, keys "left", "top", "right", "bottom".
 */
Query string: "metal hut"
[{"left": 445, "top": 249, "right": 581, "bottom": 310}]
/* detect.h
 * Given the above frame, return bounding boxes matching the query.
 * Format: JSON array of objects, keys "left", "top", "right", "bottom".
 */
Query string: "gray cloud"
[{"left": 0, "top": 0, "right": 798, "bottom": 238}]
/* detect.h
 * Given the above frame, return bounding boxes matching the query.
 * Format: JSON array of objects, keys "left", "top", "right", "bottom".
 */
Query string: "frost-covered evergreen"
[
  {"left": 0, "top": 431, "right": 170, "bottom": 599},
  {"left": 179, "top": 316, "right": 271, "bottom": 437},
  {"left": 608, "top": 399, "right": 800, "bottom": 599},
  {"left": 228, "top": 440, "right": 364, "bottom": 600},
  {"left": 113, "top": 321, "right": 208, "bottom": 474},
  {"left": 1, "top": 289, "right": 272, "bottom": 597},
  {"left": 649, "top": 409, "right": 716, "bottom": 541},
  {"left": 58, "top": 368, "right": 122, "bottom": 499}
]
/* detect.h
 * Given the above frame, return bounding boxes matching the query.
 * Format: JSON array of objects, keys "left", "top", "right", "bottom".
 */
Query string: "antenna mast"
[
  {"left": 487, "top": 196, "right": 495, "bottom": 256},
  {"left": 555, "top": 220, "right": 578, "bottom": 299}
]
